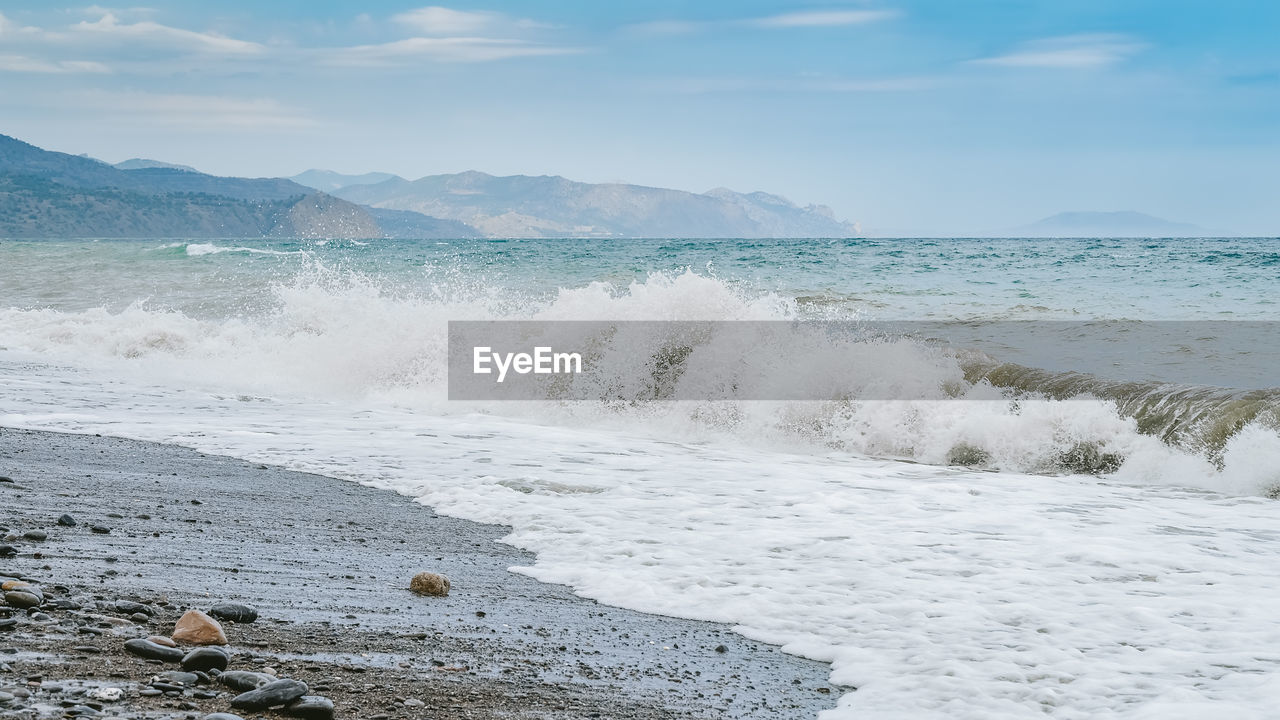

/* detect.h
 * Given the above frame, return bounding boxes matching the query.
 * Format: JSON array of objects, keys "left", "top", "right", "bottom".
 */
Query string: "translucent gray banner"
[{"left": 447, "top": 320, "right": 1280, "bottom": 401}]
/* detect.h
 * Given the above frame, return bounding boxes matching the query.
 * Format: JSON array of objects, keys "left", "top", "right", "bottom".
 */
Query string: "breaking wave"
[{"left": 1, "top": 266, "right": 1277, "bottom": 496}]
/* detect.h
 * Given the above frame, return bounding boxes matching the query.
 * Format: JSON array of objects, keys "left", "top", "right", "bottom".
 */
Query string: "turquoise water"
[{"left": 2, "top": 237, "right": 1278, "bottom": 319}]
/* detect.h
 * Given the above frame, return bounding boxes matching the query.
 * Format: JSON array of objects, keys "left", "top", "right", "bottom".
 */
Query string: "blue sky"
[{"left": 0, "top": 1, "right": 1276, "bottom": 234}]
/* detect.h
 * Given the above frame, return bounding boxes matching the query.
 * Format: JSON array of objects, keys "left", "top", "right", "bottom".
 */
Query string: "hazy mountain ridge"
[
  {"left": 2, "top": 133, "right": 858, "bottom": 239},
  {"left": 1011, "top": 211, "right": 1204, "bottom": 238},
  {"left": 114, "top": 158, "right": 199, "bottom": 172},
  {"left": 0, "top": 135, "right": 379, "bottom": 239},
  {"left": 334, "top": 170, "right": 859, "bottom": 238},
  {"left": 291, "top": 169, "right": 403, "bottom": 193}
]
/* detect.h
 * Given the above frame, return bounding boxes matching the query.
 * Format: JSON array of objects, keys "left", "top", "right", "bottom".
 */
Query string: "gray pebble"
[
  {"left": 123, "top": 638, "right": 184, "bottom": 663},
  {"left": 230, "top": 679, "right": 308, "bottom": 710},
  {"left": 286, "top": 695, "right": 335, "bottom": 720},
  {"left": 181, "top": 646, "right": 230, "bottom": 672}
]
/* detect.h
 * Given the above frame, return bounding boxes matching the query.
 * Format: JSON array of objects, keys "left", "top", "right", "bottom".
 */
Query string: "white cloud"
[
  {"left": 71, "top": 12, "right": 265, "bottom": 55},
  {"left": 624, "top": 9, "right": 896, "bottom": 35},
  {"left": 70, "top": 90, "right": 316, "bottom": 130},
  {"left": 392, "top": 6, "right": 552, "bottom": 35},
  {"left": 0, "top": 54, "right": 111, "bottom": 74},
  {"left": 747, "top": 10, "right": 898, "bottom": 28},
  {"left": 4, "top": 7, "right": 575, "bottom": 73},
  {"left": 393, "top": 7, "right": 499, "bottom": 35},
  {"left": 327, "top": 36, "right": 583, "bottom": 65},
  {"left": 972, "top": 34, "right": 1146, "bottom": 69},
  {"left": 325, "top": 6, "right": 574, "bottom": 65},
  {"left": 0, "top": 11, "right": 44, "bottom": 38}
]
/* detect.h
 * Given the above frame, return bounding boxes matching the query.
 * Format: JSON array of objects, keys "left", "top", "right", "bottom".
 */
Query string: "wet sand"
[{"left": 0, "top": 427, "right": 839, "bottom": 718}]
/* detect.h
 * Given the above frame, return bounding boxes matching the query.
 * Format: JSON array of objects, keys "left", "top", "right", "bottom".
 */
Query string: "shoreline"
[{"left": 0, "top": 426, "right": 838, "bottom": 718}]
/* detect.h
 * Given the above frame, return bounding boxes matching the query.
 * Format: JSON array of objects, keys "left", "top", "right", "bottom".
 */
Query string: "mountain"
[
  {"left": 114, "top": 158, "right": 199, "bottom": 172},
  {"left": 291, "top": 169, "right": 402, "bottom": 193},
  {"left": 0, "top": 134, "right": 383, "bottom": 239},
  {"left": 333, "top": 171, "right": 859, "bottom": 238},
  {"left": 1012, "top": 211, "right": 1204, "bottom": 238},
  {"left": 1, "top": 134, "right": 857, "bottom": 239},
  {"left": 365, "top": 207, "right": 480, "bottom": 239}
]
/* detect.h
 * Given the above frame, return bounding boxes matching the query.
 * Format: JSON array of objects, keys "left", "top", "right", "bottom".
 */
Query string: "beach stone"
[
  {"left": 57, "top": 514, "right": 77, "bottom": 527},
  {"left": 181, "top": 646, "right": 230, "bottom": 672},
  {"left": 85, "top": 687, "right": 123, "bottom": 702},
  {"left": 0, "top": 546, "right": 16, "bottom": 557},
  {"left": 0, "top": 580, "right": 35, "bottom": 592},
  {"left": 286, "top": 695, "right": 335, "bottom": 720},
  {"left": 130, "top": 612, "right": 150, "bottom": 623},
  {"left": 3, "top": 591, "right": 41, "bottom": 608},
  {"left": 230, "top": 679, "right": 308, "bottom": 711},
  {"left": 90, "top": 526, "right": 110, "bottom": 534},
  {"left": 0, "top": 691, "right": 14, "bottom": 704},
  {"left": 209, "top": 602, "right": 258, "bottom": 624},
  {"left": 146, "top": 635, "right": 177, "bottom": 647},
  {"left": 219, "top": 671, "right": 274, "bottom": 692},
  {"left": 204, "top": 714, "right": 246, "bottom": 720},
  {"left": 21, "top": 530, "right": 47, "bottom": 542},
  {"left": 159, "top": 670, "right": 200, "bottom": 686},
  {"left": 116, "top": 600, "right": 153, "bottom": 616},
  {"left": 0, "top": 476, "right": 11, "bottom": 483},
  {"left": 124, "top": 638, "right": 184, "bottom": 663},
  {"left": 0, "top": 619, "right": 17, "bottom": 630},
  {"left": 409, "top": 571, "right": 450, "bottom": 597},
  {"left": 172, "top": 609, "right": 227, "bottom": 646}
]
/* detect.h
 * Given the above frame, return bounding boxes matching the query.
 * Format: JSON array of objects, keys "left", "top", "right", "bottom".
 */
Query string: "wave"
[
  {"left": 182, "top": 242, "right": 307, "bottom": 257},
  {"left": 1, "top": 267, "right": 1277, "bottom": 496}
]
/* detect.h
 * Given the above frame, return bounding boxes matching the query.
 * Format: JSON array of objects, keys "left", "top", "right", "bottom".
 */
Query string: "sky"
[{"left": 0, "top": 1, "right": 1277, "bottom": 235}]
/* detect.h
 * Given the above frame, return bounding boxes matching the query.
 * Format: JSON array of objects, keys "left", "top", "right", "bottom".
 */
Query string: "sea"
[{"left": 2, "top": 236, "right": 1279, "bottom": 719}]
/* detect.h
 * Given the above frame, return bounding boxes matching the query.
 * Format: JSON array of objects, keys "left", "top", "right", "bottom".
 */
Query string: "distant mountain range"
[
  {"left": 0, "top": 133, "right": 860, "bottom": 239},
  {"left": 290, "top": 169, "right": 401, "bottom": 193},
  {"left": 1010, "top": 211, "right": 1204, "bottom": 238},
  {"left": 326, "top": 171, "right": 858, "bottom": 239},
  {"left": 113, "top": 158, "right": 199, "bottom": 173},
  {"left": 2, "top": 135, "right": 377, "bottom": 239}
]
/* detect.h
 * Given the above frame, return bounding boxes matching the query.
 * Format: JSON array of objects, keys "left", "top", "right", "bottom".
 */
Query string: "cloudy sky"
[{"left": 1, "top": 1, "right": 1276, "bottom": 234}]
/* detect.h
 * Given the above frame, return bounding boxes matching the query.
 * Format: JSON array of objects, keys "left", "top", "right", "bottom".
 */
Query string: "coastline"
[{"left": 0, "top": 426, "right": 838, "bottom": 718}]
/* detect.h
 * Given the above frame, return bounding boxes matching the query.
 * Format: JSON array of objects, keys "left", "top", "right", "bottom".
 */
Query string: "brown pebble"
[
  {"left": 172, "top": 609, "right": 228, "bottom": 646},
  {"left": 409, "top": 572, "right": 450, "bottom": 597}
]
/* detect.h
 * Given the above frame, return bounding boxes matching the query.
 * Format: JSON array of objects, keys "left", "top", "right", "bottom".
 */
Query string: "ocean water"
[{"left": 2, "top": 237, "right": 1280, "bottom": 719}]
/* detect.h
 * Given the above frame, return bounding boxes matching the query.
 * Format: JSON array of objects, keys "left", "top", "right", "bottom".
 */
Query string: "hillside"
[
  {"left": 291, "top": 169, "right": 403, "bottom": 193},
  {"left": 1, "top": 134, "right": 860, "bottom": 239},
  {"left": 334, "top": 171, "right": 859, "bottom": 238},
  {"left": 0, "top": 135, "right": 377, "bottom": 239}
]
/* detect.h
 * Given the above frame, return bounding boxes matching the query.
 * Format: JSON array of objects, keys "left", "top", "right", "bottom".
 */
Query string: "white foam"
[
  {"left": 184, "top": 242, "right": 305, "bottom": 257},
  {"left": 3, "top": 370, "right": 1280, "bottom": 719}
]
